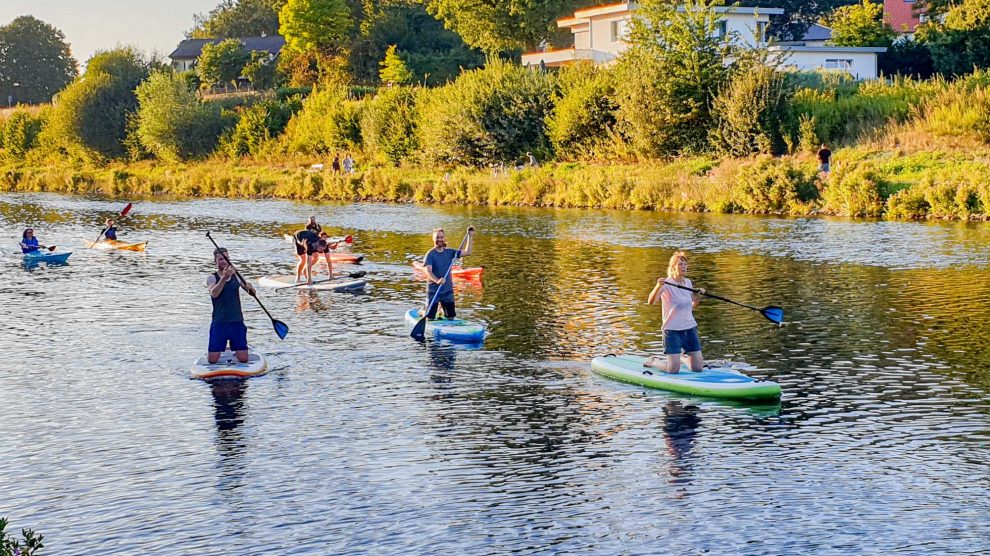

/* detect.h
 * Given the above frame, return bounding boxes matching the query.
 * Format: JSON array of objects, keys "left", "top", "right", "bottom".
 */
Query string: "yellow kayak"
[{"left": 85, "top": 239, "right": 148, "bottom": 251}]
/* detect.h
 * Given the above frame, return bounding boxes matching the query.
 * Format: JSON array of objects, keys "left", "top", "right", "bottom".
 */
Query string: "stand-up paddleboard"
[
  {"left": 258, "top": 275, "right": 367, "bottom": 292},
  {"left": 404, "top": 309, "right": 486, "bottom": 342},
  {"left": 84, "top": 239, "right": 148, "bottom": 251},
  {"left": 190, "top": 348, "right": 268, "bottom": 379},
  {"left": 23, "top": 251, "right": 71, "bottom": 265},
  {"left": 315, "top": 252, "right": 364, "bottom": 264},
  {"left": 591, "top": 354, "right": 781, "bottom": 400},
  {"left": 412, "top": 261, "right": 484, "bottom": 280}
]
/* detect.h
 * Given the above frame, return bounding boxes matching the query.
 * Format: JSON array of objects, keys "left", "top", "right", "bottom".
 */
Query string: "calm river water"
[{"left": 1, "top": 193, "right": 988, "bottom": 555}]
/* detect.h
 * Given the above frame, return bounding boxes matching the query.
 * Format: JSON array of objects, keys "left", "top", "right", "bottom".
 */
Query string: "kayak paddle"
[
  {"left": 274, "top": 270, "right": 368, "bottom": 291},
  {"left": 411, "top": 228, "right": 472, "bottom": 340},
  {"left": 206, "top": 231, "right": 289, "bottom": 339},
  {"left": 89, "top": 202, "right": 132, "bottom": 248},
  {"left": 662, "top": 281, "right": 784, "bottom": 325}
]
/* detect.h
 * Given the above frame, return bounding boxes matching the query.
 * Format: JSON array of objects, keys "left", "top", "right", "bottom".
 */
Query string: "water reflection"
[
  {"left": 211, "top": 379, "right": 249, "bottom": 494},
  {"left": 661, "top": 401, "right": 701, "bottom": 485}
]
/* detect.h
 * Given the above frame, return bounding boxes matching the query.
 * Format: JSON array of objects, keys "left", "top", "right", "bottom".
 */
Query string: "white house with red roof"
[{"left": 521, "top": 2, "right": 886, "bottom": 80}]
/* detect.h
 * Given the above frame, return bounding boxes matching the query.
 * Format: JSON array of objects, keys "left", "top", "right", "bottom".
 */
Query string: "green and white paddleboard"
[{"left": 591, "top": 354, "right": 781, "bottom": 400}]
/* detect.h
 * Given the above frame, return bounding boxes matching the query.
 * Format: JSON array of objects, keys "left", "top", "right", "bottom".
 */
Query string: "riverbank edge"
[{"left": 4, "top": 146, "right": 990, "bottom": 220}]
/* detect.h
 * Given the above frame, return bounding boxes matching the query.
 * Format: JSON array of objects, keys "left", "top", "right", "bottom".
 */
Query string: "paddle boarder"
[
  {"left": 19, "top": 228, "right": 41, "bottom": 253},
  {"left": 644, "top": 251, "right": 706, "bottom": 374},
  {"left": 292, "top": 228, "right": 334, "bottom": 285},
  {"left": 306, "top": 216, "right": 322, "bottom": 233},
  {"left": 207, "top": 247, "right": 255, "bottom": 364},
  {"left": 422, "top": 226, "right": 475, "bottom": 319}
]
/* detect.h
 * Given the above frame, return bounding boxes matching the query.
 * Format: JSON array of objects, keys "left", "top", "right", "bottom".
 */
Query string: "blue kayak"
[
  {"left": 23, "top": 251, "right": 71, "bottom": 265},
  {"left": 404, "top": 309, "right": 486, "bottom": 342}
]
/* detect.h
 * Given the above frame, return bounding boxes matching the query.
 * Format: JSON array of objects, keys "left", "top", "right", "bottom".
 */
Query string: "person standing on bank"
[
  {"left": 331, "top": 154, "right": 341, "bottom": 174},
  {"left": 644, "top": 251, "right": 705, "bottom": 374},
  {"left": 422, "top": 226, "right": 475, "bottom": 319},
  {"left": 207, "top": 247, "right": 256, "bottom": 364},
  {"left": 817, "top": 143, "right": 832, "bottom": 177}
]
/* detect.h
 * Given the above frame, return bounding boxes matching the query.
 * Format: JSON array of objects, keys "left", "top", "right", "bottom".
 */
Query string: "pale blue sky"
[{"left": 1, "top": 0, "right": 220, "bottom": 68}]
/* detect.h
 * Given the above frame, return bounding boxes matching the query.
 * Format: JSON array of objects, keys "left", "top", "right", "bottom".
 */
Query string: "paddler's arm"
[
  {"left": 460, "top": 226, "right": 476, "bottom": 257},
  {"left": 424, "top": 263, "right": 444, "bottom": 285},
  {"left": 692, "top": 287, "right": 705, "bottom": 308},
  {"left": 322, "top": 251, "right": 333, "bottom": 276},
  {"left": 648, "top": 279, "right": 664, "bottom": 306}
]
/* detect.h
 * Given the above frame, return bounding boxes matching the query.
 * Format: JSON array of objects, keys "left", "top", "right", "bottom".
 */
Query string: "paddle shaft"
[
  {"left": 661, "top": 280, "right": 762, "bottom": 312},
  {"left": 412, "top": 230, "right": 471, "bottom": 338}
]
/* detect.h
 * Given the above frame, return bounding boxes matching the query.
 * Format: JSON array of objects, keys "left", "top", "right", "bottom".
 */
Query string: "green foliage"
[
  {"left": 921, "top": 0, "right": 990, "bottom": 77},
  {"left": 243, "top": 50, "right": 279, "bottom": 90},
  {"left": 283, "top": 84, "right": 362, "bottom": 153},
  {"left": 729, "top": 156, "right": 818, "bottom": 213},
  {"left": 379, "top": 45, "right": 413, "bottom": 85},
  {"left": 826, "top": 0, "right": 896, "bottom": 48},
  {"left": 416, "top": 58, "right": 553, "bottom": 166},
  {"left": 190, "top": 0, "right": 281, "bottom": 38},
  {"left": 361, "top": 85, "right": 418, "bottom": 165},
  {"left": 0, "top": 16, "right": 78, "bottom": 105},
  {"left": 221, "top": 98, "right": 298, "bottom": 157},
  {"left": 615, "top": 0, "right": 734, "bottom": 158},
  {"left": 748, "top": 0, "right": 855, "bottom": 41},
  {"left": 0, "top": 108, "right": 46, "bottom": 159},
  {"left": 425, "top": 0, "right": 581, "bottom": 54},
  {"left": 279, "top": 0, "right": 353, "bottom": 55},
  {"left": 821, "top": 161, "right": 891, "bottom": 217},
  {"left": 546, "top": 62, "right": 618, "bottom": 160},
  {"left": 1, "top": 516, "right": 44, "bottom": 556},
  {"left": 711, "top": 63, "right": 792, "bottom": 156},
  {"left": 135, "top": 72, "right": 232, "bottom": 161},
  {"left": 879, "top": 38, "right": 935, "bottom": 78},
  {"left": 198, "top": 39, "right": 250, "bottom": 89},
  {"left": 921, "top": 80, "right": 990, "bottom": 142}
]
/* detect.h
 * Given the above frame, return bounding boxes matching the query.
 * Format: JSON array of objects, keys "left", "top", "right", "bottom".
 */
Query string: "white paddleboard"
[
  {"left": 257, "top": 275, "right": 367, "bottom": 292},
  {"left": 190, "top": 348, "right": 268, "bottom": 379}
]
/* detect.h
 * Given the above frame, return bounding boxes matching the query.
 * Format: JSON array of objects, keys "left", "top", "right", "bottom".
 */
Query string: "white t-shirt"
[{"left": 660, "top": 278, "right": 698, "bottom": 331}]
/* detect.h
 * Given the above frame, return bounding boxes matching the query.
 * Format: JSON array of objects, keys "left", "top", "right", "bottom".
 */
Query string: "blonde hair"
[{"left": 667, "top": 251, "right": 688, "bottom": 279}]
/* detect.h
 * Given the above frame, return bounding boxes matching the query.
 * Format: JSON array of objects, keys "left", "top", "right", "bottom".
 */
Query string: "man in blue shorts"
[
  {"left": 422, "top": 226, "right": 475, "bottom": 319},
  {"left": 207, "top": 247, "right": 256, "bottom": 364}
]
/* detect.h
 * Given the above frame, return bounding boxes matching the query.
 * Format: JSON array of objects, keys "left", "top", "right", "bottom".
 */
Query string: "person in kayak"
[
  {"left": 207, "top": 247, "right": 256, "bottom": 364},
  {"left": 19, "top": 228, "right": 43, "bottom": 253},
  {"left": 103, "top": 219, "right": 118, "bottom": 241},
  {"left": 644, "top": 251, "right": 705, "bottom": 374},
  {"left": 306, "top": 216, "right": 322, "bottom": 233},
  {"left": 422, "top": 226, "right": 475, "bottom": 319},
  {"left": 293, "top": 228, "right": 335, "bottom": 285}
]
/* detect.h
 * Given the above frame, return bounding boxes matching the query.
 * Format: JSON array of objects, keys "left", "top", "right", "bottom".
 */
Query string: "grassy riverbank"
[{"left": 4, "top": 141, "right": 990, "bottom": 220}]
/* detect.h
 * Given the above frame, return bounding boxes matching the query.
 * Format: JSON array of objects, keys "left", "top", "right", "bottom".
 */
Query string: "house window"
[
  {"left": 715, "top": 20, "right": 728, "bottom": 38},
  {"left": 610, "top": 20, "right": 626, "bottom": 42},
  {"left": 755, "top": 21, "right": 767, "bottom": 43},
  {"left": 825, "top": 59, "right": 854, "bottom": 70}
]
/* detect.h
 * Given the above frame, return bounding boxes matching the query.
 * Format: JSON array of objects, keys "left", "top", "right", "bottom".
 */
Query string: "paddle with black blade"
[
  {"left": 206, "top": 231, "right": 289, "bottom": 339},
  {"left": 662, "top": 281, "right": 784, "bottom": 325},
  {"left": 89, "top": 202, "right": 133, "bottom": 248},
  {"left": 411, "top": 228, "right": 472, "bottom": 340}
]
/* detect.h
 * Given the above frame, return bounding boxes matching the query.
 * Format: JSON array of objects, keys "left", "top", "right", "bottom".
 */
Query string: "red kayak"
[
  {"left": 412, "top": 261, "right": 484, "bottom": 280},
  {"left": 313, "top": 252, "right": 364, "bottom": 264}
]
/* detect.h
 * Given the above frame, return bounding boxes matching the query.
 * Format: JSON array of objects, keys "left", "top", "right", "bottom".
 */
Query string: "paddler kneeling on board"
[
  {"left": 422, "top": 226, "right": 475, "bottom": 319},
  {"left": 292, "top": 229, "right": 337, "bottom": 285},
  {"left": 644, "top": 251, "right": 705, "bottom": 374},
  {"left": 207, "top": 247, "right": 255, "bottom": 364}
]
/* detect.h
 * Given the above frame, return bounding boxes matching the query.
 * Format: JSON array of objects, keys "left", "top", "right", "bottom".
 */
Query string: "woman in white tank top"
[{"left": 644, "top": 251, "right": 705, "bottom": 374}]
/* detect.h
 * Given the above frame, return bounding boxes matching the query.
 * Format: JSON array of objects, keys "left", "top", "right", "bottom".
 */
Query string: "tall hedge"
[
  {"left": 361, "top": 85, "right": 419, "bottom": 166},
  {"left": 546, "top": 62, "right": 619, "bottom": 161},
  {"left": 135, "top": 72, "right": 231, "bottom": 162}
]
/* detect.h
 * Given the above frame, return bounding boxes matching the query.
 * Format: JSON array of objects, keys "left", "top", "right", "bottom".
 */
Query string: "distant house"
[
  {"left": 168, "top": 35, "right": 286, "bottom": 72},
  {"left": 521, "top": 2, "right": 887, "bottom": 80},
  {"left": 884, "top": 0, "right": 927, "bottom": 36}
]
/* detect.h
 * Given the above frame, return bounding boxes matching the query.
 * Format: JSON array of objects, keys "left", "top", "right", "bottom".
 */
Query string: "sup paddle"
[
  {"left": 89, "top": 202, "right": 133, "bottom": 248},
  {"left": 662, "top": 281, "right": 784, "bottom": 325},
  {"left": 411, "top": 227, "right": 473, "bottom": 340},
  {"left": 206, "top": 231, "right": 289, "bottom": 339}
]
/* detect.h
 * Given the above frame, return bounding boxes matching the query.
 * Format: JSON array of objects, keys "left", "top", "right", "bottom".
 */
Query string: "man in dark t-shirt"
[
  {"left": 817, "top": 144, "right": 832, "bottom": 175},
  {"left": 423, "top": 226, "right": 475, "bottom": 319}
]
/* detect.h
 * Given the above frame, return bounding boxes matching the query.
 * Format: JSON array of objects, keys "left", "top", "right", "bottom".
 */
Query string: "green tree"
[
  {"left": 425, "top": 0, "right": 582, "bottom": 54},
  {"left": 190, "top": 0, "right": 284, "bottom": 38},
  {"left": 920, "top": 0, "right": 990, "bottom": 76},
  {"left": 243, "top": 50, "right": 279, "bottom": 89},
  {"left": 0, "top": 16, "right": 77, "bottom": 105},
  {"left": 826, "top": 0, "right": 896, "bottom": 47},
  {"left": 710, "top": 62, "right": 792, "bottom": 156},
  {"left": 135, "top": 71, "right": 231, "bottom": 161},
  {"left": 748, "top": 0, "right": 856, "bottom": 41},
  {"left": 379, "top": 44, "right": 412, "bottom": 84},
  {"left": 361, "top": 84, "right": 418, "bottom": 164},
  {"left": 546, "top": 62, "right": 619, "bottom": 160},
  {"left": 615, "top": 0, "right": 736, "bottom": 157},
  {"left": 198, "top": 39, "right": 250, "bottom": 89},
  {"left": 44, "top": 47, "right": 152, "bottom": 159},
  {"left": 279, "top": 0, "right": 353, "bottom": 54}
]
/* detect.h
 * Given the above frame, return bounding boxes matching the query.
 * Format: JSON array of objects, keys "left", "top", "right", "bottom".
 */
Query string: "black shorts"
[
  {"left": 295, "top": 243, "right": 317, "bottom": 256},
  {"left": 426, "top": 294, "right": 456, "bottom": 319}
]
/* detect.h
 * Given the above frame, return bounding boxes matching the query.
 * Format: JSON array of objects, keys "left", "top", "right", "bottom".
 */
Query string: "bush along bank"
[{"left": 4, "top": 148, "right": 990, "bottom": 220}]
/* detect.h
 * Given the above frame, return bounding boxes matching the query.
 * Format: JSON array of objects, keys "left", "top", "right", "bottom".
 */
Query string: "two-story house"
[{"left": 521, "top": 2, "right": 887, "bottom": 80}]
